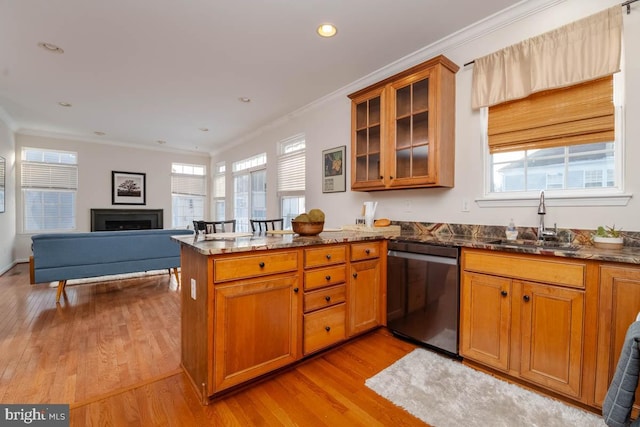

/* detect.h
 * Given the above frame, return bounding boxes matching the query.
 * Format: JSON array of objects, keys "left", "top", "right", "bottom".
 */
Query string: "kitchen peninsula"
[
  {"left": 172, "top": 231, "right": 390, "bottom": 403},
  {"left": 173, "top": 224, "right": 640, "bottom": 411}
]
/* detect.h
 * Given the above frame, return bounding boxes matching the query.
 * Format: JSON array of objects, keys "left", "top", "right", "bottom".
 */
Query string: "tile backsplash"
[{"left": 394, "top": 221, "right": 640, "bottom": 248}]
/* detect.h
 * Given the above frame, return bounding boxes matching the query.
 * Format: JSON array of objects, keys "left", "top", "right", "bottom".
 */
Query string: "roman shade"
[{"left": 487, "top": 75, "right": 614, "bottom": 154}]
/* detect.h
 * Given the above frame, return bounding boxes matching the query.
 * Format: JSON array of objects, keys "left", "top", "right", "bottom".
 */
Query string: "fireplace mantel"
[{"left": 91, "top": 209, "right": 163, "bottom": 231}]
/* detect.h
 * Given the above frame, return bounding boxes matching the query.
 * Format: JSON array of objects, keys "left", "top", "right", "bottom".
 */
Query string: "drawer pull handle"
[
  {"left": 325, "top": 275, "right": 331, "bottom": 281},
  {"left": 259, "top": 262, "right": 265, "bottom": 268},
  {"left": 293, "top": 287, "right": 299, "bottom": 293},
  {"left": 325, "top": 296, "right": 331, "bottom": 302},
  {"left": 325, "top": 326, "right": 331, "bottom": 332},
  {"left": 523, "top": 295, "right": 530, "bottom": 302},
  {"left": 501, "top": 290, "right": 508, "bottom": 297},
  {"left": 326, "top": 254, "right": 332, "bottom": 260},
  {"left": 365, "top": 249, "right": 370, "bottom": 255},
  {"left": 352, "top": 272, "right": 358, "bottom": 278}
]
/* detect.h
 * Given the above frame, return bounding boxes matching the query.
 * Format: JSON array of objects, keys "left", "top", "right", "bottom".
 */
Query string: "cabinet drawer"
[
  {"left": 304, "top": 265, "right": 346, "bottom": 291},
  {"left": 463, "top": 249, "right": 585, "bottom": 289},
  {"left": 304, "top": 245, "right": 347, "bottom": 269},
  {"left": 213, "top": 250, "right": 299, "bottom": 282},
  {"left": 303, "top": 304, "right": 346, "bottom": 355},
  {"left": 351, "top": 241, "right": 382, "bottom": 261},
  {"left": 304, "top": 284, "right": 346, "bottom": 313}
]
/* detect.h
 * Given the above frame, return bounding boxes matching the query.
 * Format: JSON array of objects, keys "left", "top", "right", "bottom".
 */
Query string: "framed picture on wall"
[
  {"left": 322, "top": 146, "right": 346, "bottom": 193},
  {"left": 112, "top": 171, "right": 146, "bottom": 205}
]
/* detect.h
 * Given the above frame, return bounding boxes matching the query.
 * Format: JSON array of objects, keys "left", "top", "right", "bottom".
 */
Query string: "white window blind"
[
  {"left": 277, "top": 135, "right": 305, "bottom": 193},
  {"left": 171, "top": 163, "right": 206, "bottom": 196},
  {"left": 213, "top": 162, "right": 226, "bottom": 198},
  {"left": 21, "top": 163, "right": 78, "bottom": 189}
]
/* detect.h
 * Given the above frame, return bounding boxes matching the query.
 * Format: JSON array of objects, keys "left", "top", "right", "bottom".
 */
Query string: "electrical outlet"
[
  {"left": 190, "top": 278, "right": 197, "bottom": 300},
  {"left": 461, "top": 199, "right": 470, "bottom": 212}
]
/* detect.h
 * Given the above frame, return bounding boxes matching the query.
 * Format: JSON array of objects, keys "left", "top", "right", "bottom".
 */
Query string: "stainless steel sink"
[{"left": 487, "top": 239, "right": 580, "bottom": 252}]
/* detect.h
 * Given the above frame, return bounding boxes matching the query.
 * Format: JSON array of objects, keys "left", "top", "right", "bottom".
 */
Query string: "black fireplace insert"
[{"left": 91, "top": 209, "right": 163, "bottom": 231}]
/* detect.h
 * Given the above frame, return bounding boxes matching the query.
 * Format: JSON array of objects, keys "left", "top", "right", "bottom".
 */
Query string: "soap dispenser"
[{"left": 506, "top": 219, "right": 518, "bottom": 241}]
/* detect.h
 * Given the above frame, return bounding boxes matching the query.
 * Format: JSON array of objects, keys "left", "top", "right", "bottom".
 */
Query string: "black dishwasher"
[{"left": 386, "top": 239, "right": 460, "bottom": 358}]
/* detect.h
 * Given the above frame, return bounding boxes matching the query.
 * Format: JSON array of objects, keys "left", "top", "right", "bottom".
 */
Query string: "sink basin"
[{"left": 487, "top": 239, "right": 580, "bottom": 252}]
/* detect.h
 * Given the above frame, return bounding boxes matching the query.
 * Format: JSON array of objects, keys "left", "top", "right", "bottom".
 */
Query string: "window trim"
[{"left": 21, "top": 147, "right": 78, "bottom": 233}]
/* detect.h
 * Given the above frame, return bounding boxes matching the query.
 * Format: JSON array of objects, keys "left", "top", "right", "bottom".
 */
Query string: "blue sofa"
[{"left": 30, "top": 228, "right": 193, "bottom": 302}]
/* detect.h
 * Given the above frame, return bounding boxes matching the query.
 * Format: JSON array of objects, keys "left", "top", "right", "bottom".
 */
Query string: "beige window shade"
[
  {"left": 472, "top": 5, "right": 622, "bottom": 109},
  {"left": 488, "top": 75, "right": 614, "bottom": 154}
]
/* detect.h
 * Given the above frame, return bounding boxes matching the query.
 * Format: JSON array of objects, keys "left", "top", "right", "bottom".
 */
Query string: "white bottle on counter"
[{"left": 506, "top": 219, "right": 518, "bottom": 241}]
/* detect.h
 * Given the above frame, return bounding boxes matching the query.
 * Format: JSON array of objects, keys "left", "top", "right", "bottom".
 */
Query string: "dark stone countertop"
[{"left": 172, "top": 228, "right": 640, "bottom": 265}]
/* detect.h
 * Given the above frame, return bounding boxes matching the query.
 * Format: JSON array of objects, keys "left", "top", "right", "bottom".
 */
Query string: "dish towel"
[{"left": 603, "top": 321, "right": 640, "bottom": 427}]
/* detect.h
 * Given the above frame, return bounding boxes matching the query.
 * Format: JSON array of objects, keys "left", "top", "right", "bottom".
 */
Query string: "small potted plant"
[{"left": 593, "top": 225, "right": 624, "bottom": 250}]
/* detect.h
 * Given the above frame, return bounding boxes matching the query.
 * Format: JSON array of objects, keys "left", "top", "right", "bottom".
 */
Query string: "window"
[
  {"left": 171, "top": 163, "right": 206, "bottom": 228},
  {"left": 486, "top": 75, "right": 623, "bottom": 199},
  {"left": 213, "top": 162, "right": 226, "bottom": 221},
  {"left": 233, "top": 153, "right": 266, "bottom": 232},
  {"left": 277, "top": 135, "right": 305, "bottom": 229},
  {"left": 21, "top": 148, "right": 78, "bottom": 232}
]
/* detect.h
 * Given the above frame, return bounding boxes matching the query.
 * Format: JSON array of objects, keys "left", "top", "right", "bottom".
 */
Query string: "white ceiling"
[{"left": 0, "top": 0, "right": 524, "bottom": 153}]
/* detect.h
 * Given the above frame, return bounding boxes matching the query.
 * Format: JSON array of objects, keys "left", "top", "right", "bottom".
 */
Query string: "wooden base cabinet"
[
  {"left": 179, "top": 239, "right": 386, "bottom": 402},
  {"left": 460, "top": 249, "right": 587, "bottom": 400},
  {"left": 213, "top": 276, "right": 300, "bottom": 391},
  {"left": 348, "top": 241, "right": 386, "bottom": 336},
  {"left": 594, "top": 264, "right": 640, "bottom": 409}
]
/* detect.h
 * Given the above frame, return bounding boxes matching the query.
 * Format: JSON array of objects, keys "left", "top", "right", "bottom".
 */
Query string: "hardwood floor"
[{"left": 0, "top": 263, "right": 426, "bottom": 426}]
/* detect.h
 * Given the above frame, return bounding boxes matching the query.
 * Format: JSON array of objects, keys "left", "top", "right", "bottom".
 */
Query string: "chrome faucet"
[{"left": 537, "top": 190, "right": 557, "bottom": 240}]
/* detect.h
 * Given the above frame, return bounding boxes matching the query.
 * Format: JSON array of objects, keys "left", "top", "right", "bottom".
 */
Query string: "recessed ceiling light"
[
  {"left": 157, "top": 140, "right": 167, "bottom": 145},
  {"left": 239, "top": 97, "right": 251, "bottom": 103},
  {"left": 58, "top": 102, "right": 72, "bottom": 107},
  {"left": 38, "top": 42, "right": 64, "bottom": 54},
  {"left": 199, "top": 127, "right": 209, "bottom": 132},
  {"left": 94, "top": 131, "right": 106, "bottom": 136},
  {"left": 317, "top": 23, "right": 337, "bottom": 38}
]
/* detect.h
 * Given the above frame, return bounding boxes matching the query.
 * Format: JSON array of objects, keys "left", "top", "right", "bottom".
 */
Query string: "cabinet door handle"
[
  {"left": 325, "top": 326, "right": 331, "bottom": 332},
  {"left": 365, "top": 249, "right": 370, "bottom": 255},
  {"left": 293, "top": 287, "right": 299, "bottom": 293},
  {"left": 501, "top": 290, "right": 508, "bottom": 297},
  {"left": 523, "top": 295, "right": 530, "bottom": 302},
  {"left": 352, "top": 272, "right": 358, "bottom": 278},
  {"left": 259, "top": 262, "right": 265, "bottom": 268},
  {"left": 326, "top": 254, "right": 332, "bottom": 260},
  {"left": 325, "top": 275, "right": 331, "bottom": 281},
  {"left": 325, "top": 295, "right": 331, "bottom": 302},
  {"left": 379, "top": 175, "right": 383, "bottom": 179},
  {"left": 389, "top": 176, "right": 393, "bottom": 180}
]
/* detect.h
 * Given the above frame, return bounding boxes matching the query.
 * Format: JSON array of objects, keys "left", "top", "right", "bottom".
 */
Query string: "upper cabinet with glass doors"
[{"left": 348, "top": 55, "right": 459, "bottom": 191}]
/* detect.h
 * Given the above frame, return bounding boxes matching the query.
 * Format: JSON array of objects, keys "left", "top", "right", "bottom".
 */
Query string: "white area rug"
[{"left": 366, "top": 348, "right": 606, "bottom": 427}]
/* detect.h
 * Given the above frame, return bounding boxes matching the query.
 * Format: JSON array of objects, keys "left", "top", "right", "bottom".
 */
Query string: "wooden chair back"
[
  {"left": 193, "top": 220, "right": 236, "bottom": 234},
  {"left": 250, "top": 218, "right": 284, "bottom": 232}
]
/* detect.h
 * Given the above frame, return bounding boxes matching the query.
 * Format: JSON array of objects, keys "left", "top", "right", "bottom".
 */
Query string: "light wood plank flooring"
[{"left": 0, "top": 263, "right": 426, "bottom": 426}]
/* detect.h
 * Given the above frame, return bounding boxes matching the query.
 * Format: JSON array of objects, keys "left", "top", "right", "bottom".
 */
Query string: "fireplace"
[{"left": 91, "top": 209, "right": 163, "bottom": 231}]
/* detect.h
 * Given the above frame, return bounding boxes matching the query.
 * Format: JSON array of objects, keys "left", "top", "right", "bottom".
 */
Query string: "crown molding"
[{"left": 15, "top": 129, "right": 209, "bottom": 156}]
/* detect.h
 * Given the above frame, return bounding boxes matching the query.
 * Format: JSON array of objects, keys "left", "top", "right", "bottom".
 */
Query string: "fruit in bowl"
[{"left": 292, "top": 209, "right": 325, "bottom": 236}]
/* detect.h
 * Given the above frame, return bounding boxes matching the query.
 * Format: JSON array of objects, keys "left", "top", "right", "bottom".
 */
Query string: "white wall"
[
  {"left": 0, "top": 117, "right": 16, "bottom": 274},
  {"left": 13, "top": 134, "right": 209, "bottom": 261},
  {"left": 213, "top": 0, "right": 640, "bottom": 233}
]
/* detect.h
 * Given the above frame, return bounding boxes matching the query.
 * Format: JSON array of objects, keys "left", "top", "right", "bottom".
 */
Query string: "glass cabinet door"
[
  {"left": 390, "top": 71, "right": 433, "bottom": 185},
  {"left": 352, "top": 87, "right": 385, "bottom": 188}
]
